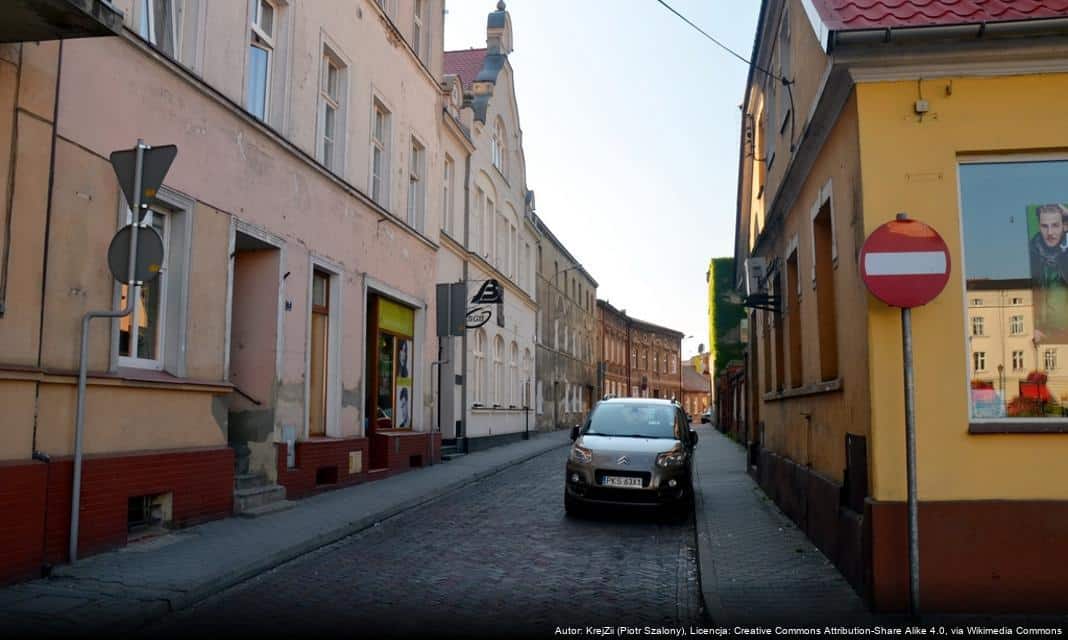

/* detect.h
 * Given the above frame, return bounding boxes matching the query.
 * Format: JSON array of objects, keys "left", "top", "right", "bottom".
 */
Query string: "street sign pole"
[
  {"left": 859, "top": 212, "right": 953, "bottom": 618},
  {"left": 70, "top": 139, "right": 174, "bottom": 562},
  {"left": 901, "top": 305, "right": 920, "bottom": 618}
]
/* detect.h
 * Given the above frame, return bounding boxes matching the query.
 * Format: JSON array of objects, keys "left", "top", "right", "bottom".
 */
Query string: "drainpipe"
[{"left": 460, "top": 153, "right": 471, "bottom": 453}]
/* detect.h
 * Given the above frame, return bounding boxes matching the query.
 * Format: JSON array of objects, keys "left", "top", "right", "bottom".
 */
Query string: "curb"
[
  {"left": 152, "top": 435, "right": 571, "bottom": 623},
  {"left": 691, "top": 442, "right": 728, "bottom": 626}
]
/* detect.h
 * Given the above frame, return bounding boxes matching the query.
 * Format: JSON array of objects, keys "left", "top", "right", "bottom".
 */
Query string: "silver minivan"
[{"left": 565, "top": 398, "right": 698, "bottom": 516}]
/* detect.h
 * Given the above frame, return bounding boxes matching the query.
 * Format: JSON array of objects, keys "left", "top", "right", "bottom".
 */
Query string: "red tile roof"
[
  {"left": 812, "top": 0, "right": 1068, "bottom": 30},
  {"left": 444, "top": 48, "right": 488, "bottom": 88}
]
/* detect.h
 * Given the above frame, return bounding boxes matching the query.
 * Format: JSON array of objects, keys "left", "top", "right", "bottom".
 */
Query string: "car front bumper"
[{"left": 564, "top": 460, "right": 691, "bottom": 506}]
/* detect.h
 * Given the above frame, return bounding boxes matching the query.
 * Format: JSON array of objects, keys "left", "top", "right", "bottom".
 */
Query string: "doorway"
[{"left": 366, "top": 294, "right": 415, "bottom": 469}]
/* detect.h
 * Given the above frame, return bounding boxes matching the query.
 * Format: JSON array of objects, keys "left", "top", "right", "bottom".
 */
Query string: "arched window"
[
  {"left": 509, "top": 342, "right": 519, "bottom": 407},
  {"left": 474, "top": 329, "right": 486, "bottom": 405},
  {"left": 493, "top": 335, "right": 505, "bottom": 406}
]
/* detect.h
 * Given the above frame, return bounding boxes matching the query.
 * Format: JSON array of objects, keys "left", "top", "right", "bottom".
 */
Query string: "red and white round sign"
[{"left": 859, "top": 218, "right": 951, "bottom": 308}]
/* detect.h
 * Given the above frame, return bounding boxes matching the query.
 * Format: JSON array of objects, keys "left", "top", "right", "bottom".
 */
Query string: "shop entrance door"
[{"left": 366, "top": 295, "right": 415, "bottom": 470}]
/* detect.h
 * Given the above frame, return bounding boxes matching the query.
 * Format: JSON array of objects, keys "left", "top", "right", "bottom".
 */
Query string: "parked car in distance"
[
  {"left": 565, "top": 398, "right": 698, "bottom": 517},
  {"left": 700, "top": 408, "right": 712, "bottom": 424}
]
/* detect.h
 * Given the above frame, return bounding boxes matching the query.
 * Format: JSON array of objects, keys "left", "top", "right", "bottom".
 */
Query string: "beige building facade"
[{"left": 0, "top": 0, "right": 474, "bottom": 583}]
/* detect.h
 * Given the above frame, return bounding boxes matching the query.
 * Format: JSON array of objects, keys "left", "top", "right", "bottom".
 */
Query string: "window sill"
[
  {"left": 763, "top": 378, "right": 842, "bottom": 402},
  {"left": 969, "top": 421, "right": 1068, "bottom": 434}
]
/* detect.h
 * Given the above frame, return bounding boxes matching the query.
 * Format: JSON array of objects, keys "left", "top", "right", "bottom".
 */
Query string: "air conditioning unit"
[{"left": 744, "top": 257, "right": 767, "bottom": 296}]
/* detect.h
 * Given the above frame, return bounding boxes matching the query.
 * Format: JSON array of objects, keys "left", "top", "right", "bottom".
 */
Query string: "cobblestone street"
[{"left": 147, "top": 448, "right": 702, "bottom": 638}]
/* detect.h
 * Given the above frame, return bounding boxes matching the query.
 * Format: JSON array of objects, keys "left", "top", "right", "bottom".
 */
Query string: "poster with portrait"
[
  {"left": 395, "top": 338, "right": 413, "bottom": 429},
  {"left": 1027, "top": 203, "right": 1068, "bottom": 344}
]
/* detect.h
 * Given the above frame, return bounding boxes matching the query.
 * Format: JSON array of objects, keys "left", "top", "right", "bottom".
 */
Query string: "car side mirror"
[
  {"left": 570, "top": 425, "right": 580, "bottom": 442},
  {"left": 689, "top": 429, "right": 699, "bottom": 446}
]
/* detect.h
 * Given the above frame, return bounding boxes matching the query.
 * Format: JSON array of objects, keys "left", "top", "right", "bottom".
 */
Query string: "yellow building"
[{"left": 735, "top": 0, "right": 1068, "bottom": 613}]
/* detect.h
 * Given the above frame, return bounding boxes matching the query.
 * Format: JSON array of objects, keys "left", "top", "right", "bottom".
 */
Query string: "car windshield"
[{"left": 585, "top": 404, "right": 677, "bottom": 439}]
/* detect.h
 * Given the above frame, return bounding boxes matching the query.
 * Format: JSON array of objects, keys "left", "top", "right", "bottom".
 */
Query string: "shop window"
[
  {"left": 960, "top": 159, "right": 1068, "bottom": 420},
  {"left": 368, "top": 296, "right": 415, "bottom": 429}
]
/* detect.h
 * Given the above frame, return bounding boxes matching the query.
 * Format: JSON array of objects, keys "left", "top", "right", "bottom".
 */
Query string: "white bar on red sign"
[{"left": 864, "top": 251, "right": 946, "bottom": 276}]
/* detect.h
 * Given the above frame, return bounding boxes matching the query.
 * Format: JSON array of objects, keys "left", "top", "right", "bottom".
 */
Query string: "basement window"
[{"left": 127, "top": 492, "right": 172, "bottom": 538}]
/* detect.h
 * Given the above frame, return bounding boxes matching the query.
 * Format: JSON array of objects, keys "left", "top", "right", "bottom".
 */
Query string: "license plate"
[{"left": 603, "top": 476, "right": 643, "bottom": 488}]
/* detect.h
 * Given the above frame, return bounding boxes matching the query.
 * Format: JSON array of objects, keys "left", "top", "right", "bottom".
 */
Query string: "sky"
[{"left": 444, "top": 0, "right": 760, "bottom": 359}]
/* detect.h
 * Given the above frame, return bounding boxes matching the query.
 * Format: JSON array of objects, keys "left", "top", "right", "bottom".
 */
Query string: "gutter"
[{"left": 830, "top": 17, "right": 1068, "bottom": 51}]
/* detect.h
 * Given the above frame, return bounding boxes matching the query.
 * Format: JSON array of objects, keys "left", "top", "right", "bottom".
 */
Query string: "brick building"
[{"left": 596, "top": 300, "right": 683, "bottom": 402}]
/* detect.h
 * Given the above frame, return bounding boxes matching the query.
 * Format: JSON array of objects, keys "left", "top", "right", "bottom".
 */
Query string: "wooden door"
[{"left": 309, "top": 271, "right": 329, "bottom": 436}]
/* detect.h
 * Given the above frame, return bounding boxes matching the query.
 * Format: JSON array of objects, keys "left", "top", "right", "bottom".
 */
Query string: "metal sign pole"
[
  {"left": 70, "top": 139, "right": 146, "bottom": 562},
  {"left": 901, "top": 306, "right": 920, "bottom": 616}
]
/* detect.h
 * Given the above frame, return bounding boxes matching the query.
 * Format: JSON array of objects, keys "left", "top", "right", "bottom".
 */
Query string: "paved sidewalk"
[
  {"left": 692, "top": 424, "right": 873, "bottom": 626},
  {"left": 0, "top": 430, "right": 570, "bottom": 635}
]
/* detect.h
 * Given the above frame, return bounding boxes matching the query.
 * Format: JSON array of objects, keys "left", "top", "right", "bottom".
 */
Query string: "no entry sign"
[{"left": 859, "top": 217, "right": 951, "bottom": 308}]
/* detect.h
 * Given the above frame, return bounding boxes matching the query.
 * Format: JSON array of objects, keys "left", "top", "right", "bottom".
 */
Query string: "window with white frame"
[
  {"left": 371, "top": 100, "right": 391, "bottom": 207},
  {"left": 961, "top": 159, "right": 1068, "bottom": 420},
  {"left": 483, "top": 197, "right": 494, "bottom": 259},
  {"left": 471, "top": 187, "right": 483, "bottom": 254},
  {"left": 246, "top": 0, "right": 276, "bottom": 121},
  {"left": 407, "top": 136, "right": 426, "bottom": 231},
  {"left": 473, "top": 329, "right": 486, "bottom": 404},
  {"left": 116, "top": 189, "right": 192, "bottom": 374},
  {"left": 971, "top": 316, "right": 985, "bottom": 336},
  {"left": 413, "top": 0, "right": 429, "bottom": 64},
  {"left": 495, "top": 212, "right": 507, "bottom": 270},
  {"left": 671, "top": 355, "right": 677, "bottom": 374},
  {"left": 522, "top": 349, "right": 532, "bottom": 407},
  {"left": 778, "top": 8, "right": 791, "bottom": 130},
  {"left": 493, "top": 335, "right": 504, "bottom": 406},
  {"left": 442, "top": 155, "right": 454, "bottom": 235},
  {"left": 139, "top": 0, "right": 180, "bottom": 59},
  {"left": 492, "top": 119, "right": 506, "bottom": 176},
  {"left": 509, "top": 342, "right": 518, "bottom": 407},
  {"left": 318, "top": 48, "right": 345, "bottom": 172}
]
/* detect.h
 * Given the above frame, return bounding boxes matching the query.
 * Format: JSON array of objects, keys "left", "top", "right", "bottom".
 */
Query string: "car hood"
[{"left": 578, "top": 434, "right": 679, "bottom": 455}]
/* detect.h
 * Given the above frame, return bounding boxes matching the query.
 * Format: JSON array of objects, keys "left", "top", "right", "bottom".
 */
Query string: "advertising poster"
[
  {"left": 1027, "top": 202, "right": 1068, "bottom": 344},
  {"left": 396, "top": 338, "right": 413, "bottom": 429}
]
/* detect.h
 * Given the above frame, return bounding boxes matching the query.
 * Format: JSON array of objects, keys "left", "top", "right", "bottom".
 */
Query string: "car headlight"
[
  {"left": 656, "top": 448, "right": 687, "bottom": 468},
  {"left": 569, "top": 445, "right": 593, "bottom": 464}
]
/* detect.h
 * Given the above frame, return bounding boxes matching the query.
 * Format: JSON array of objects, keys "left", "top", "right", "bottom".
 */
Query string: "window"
[
  {"left": 407, "top": 136, "right": 426, "bottom": 231},
  {"left": 642, "top": 350, "right": 648, "bottom": 370},
  {"left": 473, "top": 329, "right": 486, "bottom": 404},
  {"left": 786, "top": 248, "right": 802, "bottom": 388},
  {"left": 318, "top": 49, "right": 345, "bottom": 172},
  {"left": 971, "top": 316, "right": 985, "bottom": 336},
  {"left": 671, "top": 356, "right": 677, "bottom": 374},
  {"left": 960, "top": 159, "right": 1068, "bottom": 420},
  {"left": 778, "top": 8, "right": 792, "bottom": 131},
  {"left": 412, "top": 0, "right": 428, "bottom": 64},
  {"left": 1011, "top": 297, "right": 1024, "bottom": 305},
  {"left": 495, "top": 212, "right": 507, "bottom": 270},
  {"left": 509, "top": 342, "right": 518, "bottom": 407},
  {"left": 812, "top": 196, "right": 838, "bottom": 380},
  {"left": 493, "top": 335, "right": 504, "bottom": 406},
  {"left": 140, "top": 0, "right": 179, "bottom": 58},
  {"left": 247, "top": 0, "right": 275, "bottom": 121},
  {"left": 653, "top": 352, "right": 659, "bottom": 374},
  {"left": 442, "top": 155, "right": 454, "bottom": 235},
  {"left": 773, "top": 272, "right": 785, "bottom": 392},
  {"left": 971, "top": 298, "right": 984, "bottom": 306},
  {"left": 631, "top": 385, "right": 639, "bottom": 397},
  {"left": 492, "top": 119, "right": 507, "bottom": 176},
  {"left": 371, "top": 100, "right": 391, "bottom": 207},
  {"left": 764, "top": 76, "right": 776, "bottom": 168},
  {"left": 522, "top": 349, "right": 532, "bottom": 407},
  {"left": 472, "top": 187, "right": 484, "bottom": 254},
  {"left": 484, "top": 198, "right": 494, "bottom": 258},
  {"left": 116, "top": 188, "right": 192, "bottom": 375},
  {"left": 119, "top": 210, "right": 169, "bottom": 368}
]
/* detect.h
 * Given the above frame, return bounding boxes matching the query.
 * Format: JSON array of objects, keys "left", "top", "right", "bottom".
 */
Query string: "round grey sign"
[{"left": 107, "top": 224, "right": 164, "bottom": 283}]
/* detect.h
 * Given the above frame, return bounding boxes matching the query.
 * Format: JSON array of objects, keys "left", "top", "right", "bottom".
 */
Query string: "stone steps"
[{"left": 237, "top": 500, "right": 296, "bottom": 519}]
